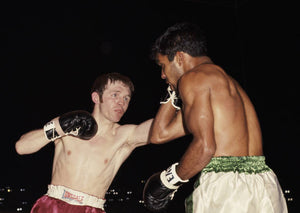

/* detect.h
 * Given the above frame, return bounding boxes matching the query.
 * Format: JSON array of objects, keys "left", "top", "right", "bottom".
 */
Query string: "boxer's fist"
[
  {"left": 143, "top": 163, "right": 188, "bottom": 212},
  {"left": 44, "top": 110, "right": 98, "bottom": 141},
  {"left": 143, "top": 172, "right": 175, "bottom": 212},
  {"left": 160, "top": 86, "right": 182, "bottom": 110}
]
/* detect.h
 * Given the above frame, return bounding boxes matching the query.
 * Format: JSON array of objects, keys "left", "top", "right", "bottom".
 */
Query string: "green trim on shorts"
[{"left": 201, "top": 156, "right": 271, "bottom": 174}]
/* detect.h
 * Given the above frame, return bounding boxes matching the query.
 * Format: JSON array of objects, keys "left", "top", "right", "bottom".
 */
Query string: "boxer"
[
  {"left": 143, "top": 22, "right": 288, "bottom": 213},
  {"left": 15, "top": 72, "right": 153, "bottom": 213}
]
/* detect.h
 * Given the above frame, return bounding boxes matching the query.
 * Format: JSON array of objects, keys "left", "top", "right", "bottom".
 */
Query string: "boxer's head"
[
  {"left": 151, "top": 22, "right": 208, "bottom": 90},
  {"left": 91, "top": 72, "right": 134, "bottom": 102},
  {"left": 151, "top": 22, "right": 207, "bottom": 62}
]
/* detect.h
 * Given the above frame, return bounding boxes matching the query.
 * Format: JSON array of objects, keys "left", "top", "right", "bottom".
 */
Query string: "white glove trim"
[
  {"left": 160, "top": 163, "right": 189, "bottom": 190},
  {"left": 43, "top": 121, "right": 61, "bottom": 141}
]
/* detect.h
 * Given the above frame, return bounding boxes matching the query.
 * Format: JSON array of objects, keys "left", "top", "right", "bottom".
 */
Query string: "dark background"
[{"left": 1, "top": 0, "right": 298, "bottom": 212}]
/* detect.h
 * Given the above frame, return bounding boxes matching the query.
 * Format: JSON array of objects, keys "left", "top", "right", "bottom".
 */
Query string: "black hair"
[{"left": 151, "top": 22, "right": 208, "bottom": 62}]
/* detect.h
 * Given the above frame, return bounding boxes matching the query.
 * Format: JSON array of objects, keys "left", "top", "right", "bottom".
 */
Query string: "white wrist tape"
[
  {"left": 160, "top": 163, "right": 189, "bottom": 190},
  {"left": 160, "top": 86, "right": 181, "bottom": 110},
  {"left": 43, "top": 121, "right": 61, "bottom": 141}
]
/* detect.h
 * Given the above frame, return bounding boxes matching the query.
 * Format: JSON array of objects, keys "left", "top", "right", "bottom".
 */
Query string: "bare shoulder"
[
  {"left": 112, "top": 123, "right": 131, "bottom": 139},
  {"left": 179, "top": 64, "right": 226, "bottom": 94}
]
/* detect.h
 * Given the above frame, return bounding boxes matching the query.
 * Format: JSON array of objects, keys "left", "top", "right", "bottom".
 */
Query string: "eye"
[
  {"left": 124, "top": 96, "right": 130, "bottom": 102},
  {"left": 112, "top": 93, "right": 117, "bottom": 98}
]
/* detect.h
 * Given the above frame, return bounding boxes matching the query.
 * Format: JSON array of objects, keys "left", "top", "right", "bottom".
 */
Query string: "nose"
[
  {"left": 117, "top": 97, "right": 125, "bottom": 106},
  {"left": 161, "top": 70, "right": 166, "bottom": 79}
]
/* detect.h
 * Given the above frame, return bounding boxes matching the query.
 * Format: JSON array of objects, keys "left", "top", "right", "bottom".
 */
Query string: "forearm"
[
  {"left": 150, "top": 102, "right": 184, "bottom": 143},
  {"left": 15, "top": 129, "right": 53, "bottom": 155},
  {"left": 15, "top": 117, "right": 62, "bottom": 155},
  {"left": 15, "top": 110, "right": 97, "bottom": 155},
  {"left": 176, "top": 138, "right": 215, "bottom": 180}
]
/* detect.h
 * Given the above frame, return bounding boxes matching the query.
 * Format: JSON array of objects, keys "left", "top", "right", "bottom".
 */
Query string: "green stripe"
[{"left": 202, "top": 156, "right": 271, "bottom": 174}]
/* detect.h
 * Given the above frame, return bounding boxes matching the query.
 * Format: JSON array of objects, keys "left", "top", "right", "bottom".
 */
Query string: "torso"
[
  {"left": 186, "top": 64, "right": 263, "bottom": 157},
  {"left": 51, "top": 124, "right": 136, "bottom": 198}
]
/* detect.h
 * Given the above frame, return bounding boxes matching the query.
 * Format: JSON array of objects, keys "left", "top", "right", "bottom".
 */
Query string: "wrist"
[
  {"left": 160, "top": 163, "right": 189, "bottom": 190},
  {"left": 53, "top": 117, "right": 65, "bottom": 136},
  {"left": 160, "top": 86, "right": 181, "bottom": 110},
  {"left": 43, "top": 117, "right": 64, "bottom": 141}
]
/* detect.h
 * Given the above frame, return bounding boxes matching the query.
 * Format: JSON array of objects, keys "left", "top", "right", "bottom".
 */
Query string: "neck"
[
  {"left": 92, "top": 108, "right": 117, "bottom": 136},
  {"left": 184, "top": 55, "right": 213, "bottom": 72}
]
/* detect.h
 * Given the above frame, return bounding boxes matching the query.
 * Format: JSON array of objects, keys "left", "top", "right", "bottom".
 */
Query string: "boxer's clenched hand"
[
  {"left": 143, "top": 163, "right": 188, "bottom": 212},
  {"left": 43, "top": 110, "right": 98, "bottom": 141}
]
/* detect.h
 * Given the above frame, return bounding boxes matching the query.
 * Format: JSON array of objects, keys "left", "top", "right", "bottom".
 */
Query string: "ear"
[
  {"left": 175, "top": 51, "right": 184, "bottom": 66},
  {"left": 91, "top": 92, "right": 100, "bottom": 104}
]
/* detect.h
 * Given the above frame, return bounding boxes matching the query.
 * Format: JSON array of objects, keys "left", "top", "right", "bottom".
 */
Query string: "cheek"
[
  {"left": 123, "top": 103, "right": 129, "bottom": 111},
  {"left": 99, "top": 99, "right": 112, "bottom": 112},
  {"left": 102, "top": 96, "right": 114, "bottom": 104},
  {"left": 170, "top": 63, "right": 178, "bottom": 72}
]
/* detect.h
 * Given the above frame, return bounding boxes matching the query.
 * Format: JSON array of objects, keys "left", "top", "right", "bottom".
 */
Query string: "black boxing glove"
[
  {"left": 160, "top": 86, "right": 182, "bottom": 110},
  {"left": 43, "top": 110, "right": 98, "bottom": 141},
  {"left": 143, "top": 163, "right": 188, "bottom": 212}
]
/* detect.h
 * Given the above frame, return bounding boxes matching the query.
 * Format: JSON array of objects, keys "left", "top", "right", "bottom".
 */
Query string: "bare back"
[{"left": 192, "top": 64, "right": 263, "bottom": 157}]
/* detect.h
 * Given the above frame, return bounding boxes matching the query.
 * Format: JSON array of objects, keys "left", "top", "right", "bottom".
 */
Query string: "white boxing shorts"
[{"left": 185, "top": 156, "right": 288, "bottom": 213}]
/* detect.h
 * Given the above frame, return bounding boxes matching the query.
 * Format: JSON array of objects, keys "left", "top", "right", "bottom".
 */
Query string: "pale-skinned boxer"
[
  {"left": 15, "top": 72, "right": 153, "bottom": 213},
  {"left": 143, "top": 23, "right": 288, "bottom": 213}
]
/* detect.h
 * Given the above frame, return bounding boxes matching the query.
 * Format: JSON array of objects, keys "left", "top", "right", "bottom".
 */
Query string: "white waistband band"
[{"left": 46, "top": 185, "right": 105, "bottom": 209}]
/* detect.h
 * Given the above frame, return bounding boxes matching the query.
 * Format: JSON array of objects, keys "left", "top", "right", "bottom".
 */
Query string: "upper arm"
[
  {"left": 126, "top": 118, "right": 153, "bottom": 147},
  {"left": 179, "top": 73, "right": 215, "bottom": 149}
]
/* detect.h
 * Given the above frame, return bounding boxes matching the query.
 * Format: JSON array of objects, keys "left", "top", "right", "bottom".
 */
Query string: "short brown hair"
[{"left": 91, "top": 72, "right": 134, "bottom": 100}]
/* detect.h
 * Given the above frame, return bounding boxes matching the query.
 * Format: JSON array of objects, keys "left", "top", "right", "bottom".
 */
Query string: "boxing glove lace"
[{"left": 160, "top": 86, "right": 182, "bottom": 110}]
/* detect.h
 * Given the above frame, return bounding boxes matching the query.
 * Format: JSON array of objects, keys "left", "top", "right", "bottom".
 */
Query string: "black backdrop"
[{"left": 1, "top": 0, "right": 298, "bottom": 212}]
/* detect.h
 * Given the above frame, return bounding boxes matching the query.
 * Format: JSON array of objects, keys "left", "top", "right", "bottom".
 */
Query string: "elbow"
[
  {"left": 15, "top": 141, "right": 24, "bottom": 155},
  {"left": 149, "top": 130, "right": 169, "bottom": 144},
  {"left": 203, "top": 139, "right": 216, "bottom": 156},
  {"left": 149, "top": 134, "right": 161, "bottom": 144},
  {"left": 205, "top": 145, "right": 216, "bottom": 158},
  {"left": 194, "top": 145, "right": 216, "bottom": 172},
  {"left": 15, "top": 136, "right": 28, "bottom": 155},
  {"left": 201, "top": 142, "right": 216, "bottom": 163},
  {"left": 195, "top": 139, "right": 216, "bottom": 159}
]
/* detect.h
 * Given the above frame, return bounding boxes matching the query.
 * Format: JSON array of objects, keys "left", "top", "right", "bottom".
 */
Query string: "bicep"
[{"left": 182, "top": 86, "right": 214, "bottom": 144}]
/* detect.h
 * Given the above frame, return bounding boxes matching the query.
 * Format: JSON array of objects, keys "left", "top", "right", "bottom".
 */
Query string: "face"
[
  {"left": 156, "top": 53, "right": 183, "bottom": 90},
  {"left": 98, "top": 80, "right": 131, "bottom": 123}
]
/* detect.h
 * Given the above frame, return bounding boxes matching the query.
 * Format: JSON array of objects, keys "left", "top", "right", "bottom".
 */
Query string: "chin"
[
  {"left": 170, "top": 84, "right": 176, "bottom": 91},
  {"left": 113, "top": 117, "right": 122, "bottom": 123}
]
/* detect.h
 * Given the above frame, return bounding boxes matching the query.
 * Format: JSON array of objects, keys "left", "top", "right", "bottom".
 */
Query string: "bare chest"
[{"left": 57, "top": 134, "right": 132, "bottom": 168}]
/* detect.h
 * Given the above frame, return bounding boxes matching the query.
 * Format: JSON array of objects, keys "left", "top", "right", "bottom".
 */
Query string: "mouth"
[{"left": 114, "top": 108, "right": 124, "bottom": 114}]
